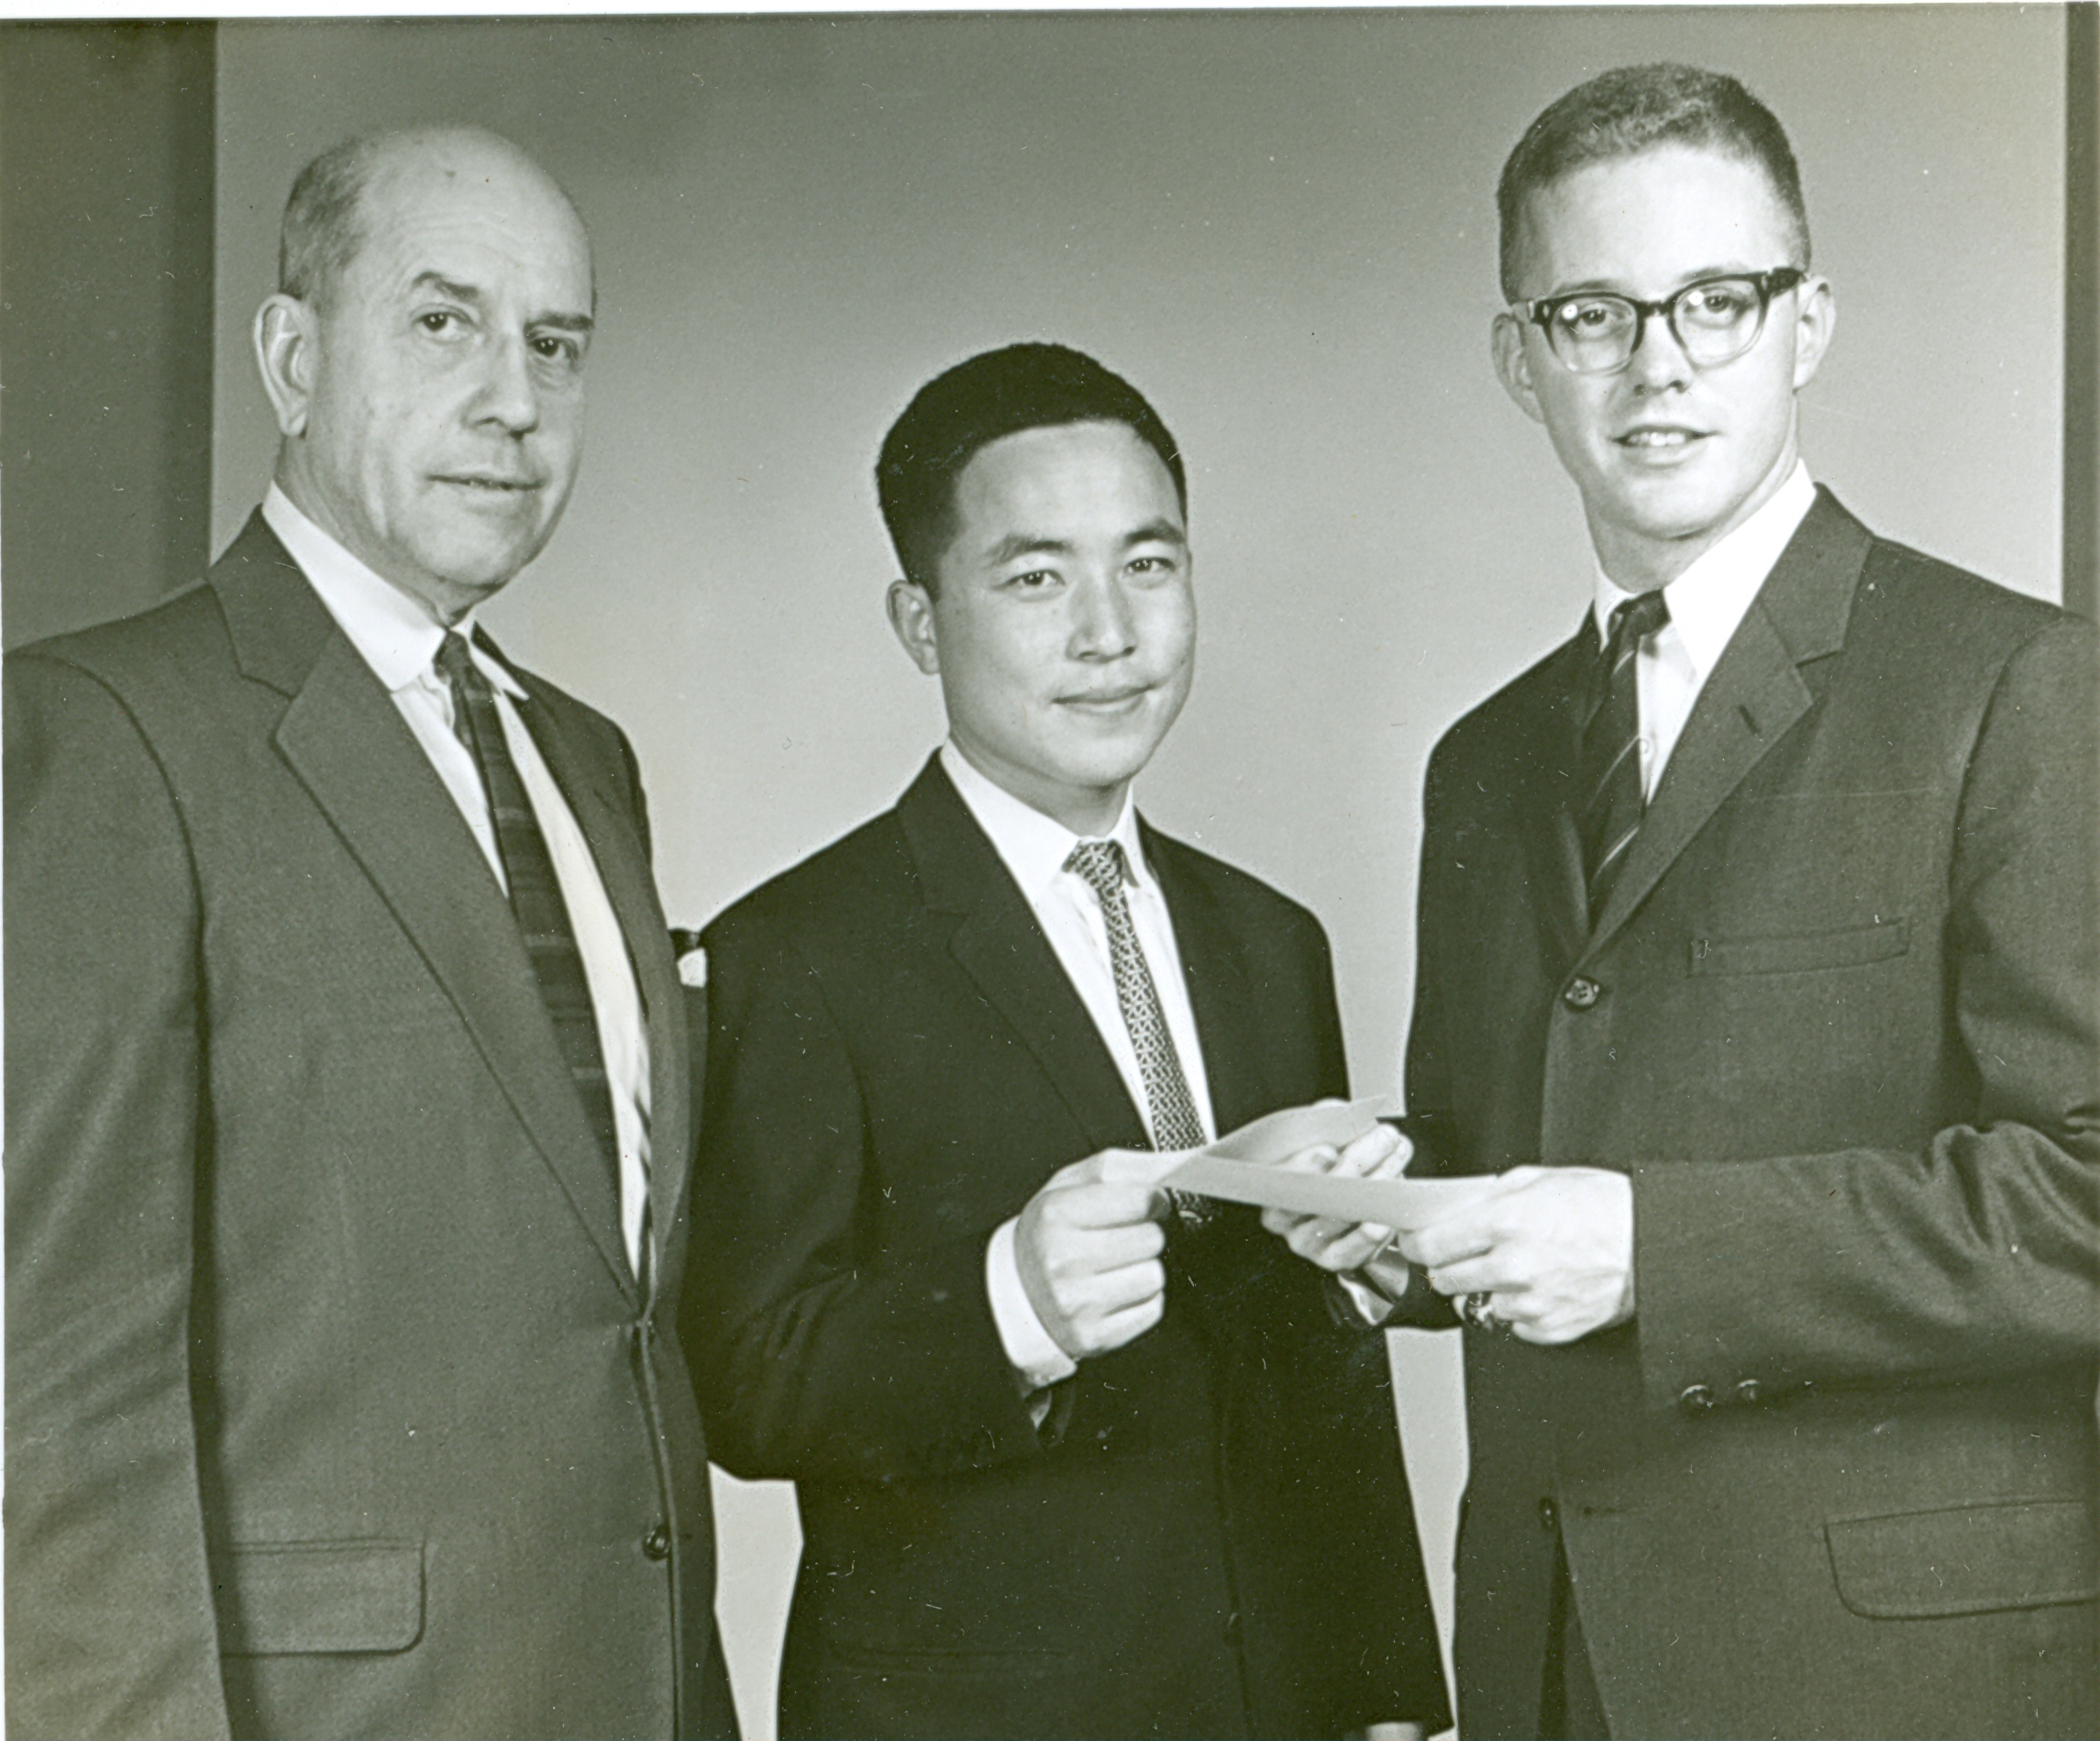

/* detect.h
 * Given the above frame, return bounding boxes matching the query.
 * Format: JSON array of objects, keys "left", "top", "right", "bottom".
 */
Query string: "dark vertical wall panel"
[
  {"left": 2068, "top": 4, "right": 2097, "bottom": 622},
  {"left": 1, "top": 22, "right": 216, "bottom": 649}
]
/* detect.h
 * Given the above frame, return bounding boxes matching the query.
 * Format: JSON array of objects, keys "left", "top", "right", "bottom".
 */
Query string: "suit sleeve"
[
  {"left": 5, "top": 655, "right": 235, "bottom": 1739},
  {"left": 680, "top": 911, "right": 1050, "bottom": 1483},
  {"left": 1630, "top": 613, "right": 2100, "bottom": 1405}
]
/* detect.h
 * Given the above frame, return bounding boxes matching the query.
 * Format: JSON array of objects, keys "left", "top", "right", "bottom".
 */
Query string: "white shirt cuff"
[{"left": 986, "top": 1217, "right": 1079, "bottom": 1391}]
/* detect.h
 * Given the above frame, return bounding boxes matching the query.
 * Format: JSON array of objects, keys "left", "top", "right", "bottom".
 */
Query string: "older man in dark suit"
[
  {"left": 6, "top": 127, "right": 731, "bottom": 1739},
  {"left": 681, "top": 343, "right": 1449, "bottom": 1741},
  {"left": 1356, "top": 63, "right": 2095, "bottom": 1741}
]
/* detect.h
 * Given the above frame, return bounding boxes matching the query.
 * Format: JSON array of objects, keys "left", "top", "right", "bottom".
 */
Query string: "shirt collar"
[
  {"left": 261, "top": 484, "right": 522, "bottom": 697},
  {"left": 1593, "top": 460, "right": 1816, "bottom": 684},
  {"left": 937, "top": 740, "right": 1150, "bottom": 901}
]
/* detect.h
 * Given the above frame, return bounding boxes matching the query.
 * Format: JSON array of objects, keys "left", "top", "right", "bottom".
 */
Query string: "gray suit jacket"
[
  {"left": 1404, "top": 489, "right": 2098, "bottom": 1739},
  {"left": 6, "top": 514, "right": 733, "bottom": 1740}
]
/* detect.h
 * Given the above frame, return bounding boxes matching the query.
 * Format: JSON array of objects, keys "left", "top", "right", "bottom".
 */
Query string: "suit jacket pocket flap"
[
  {"left": 216, "top": 1539, "right": 426, "bottom": 1655},
  {"left": 1826, "top": 1500, "right": 2097, "bottom": 1618},
  {"left": 1689, "top": 917, "right": 1908, "bottom": 977}
]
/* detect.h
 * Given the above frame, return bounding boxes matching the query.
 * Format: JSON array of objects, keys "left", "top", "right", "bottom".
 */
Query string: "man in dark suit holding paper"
[
  {"left": 1350, "top": 64, "right": 2096, "bottom": 1741},
  {"left": 6, "top": 127, "right": 730, "bottom": 1739},
  {"left": 682, "top": 342, "right": 1449, "bottom": 1741}
]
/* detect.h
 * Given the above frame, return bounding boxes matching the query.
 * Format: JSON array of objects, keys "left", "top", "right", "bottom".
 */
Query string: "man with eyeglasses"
[{"left": 1352, "top": 62, "right": 2096, "bottom": 1741}]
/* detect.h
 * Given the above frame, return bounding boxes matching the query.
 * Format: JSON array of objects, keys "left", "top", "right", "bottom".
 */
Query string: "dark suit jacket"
[
  {"left": 5, "top": 515, "right": 734, "bottom": 1740},
  {"left": 681, "top": 759, "right": 1449, "bottom": 1741},
  {"left": 1403, "top": 489, "right": 2098, "bottom": 1740}
]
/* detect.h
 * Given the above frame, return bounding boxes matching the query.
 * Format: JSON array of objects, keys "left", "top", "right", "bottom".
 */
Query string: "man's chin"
[{"left": 412, "top": 532, "right": 551, "bottom": 602}]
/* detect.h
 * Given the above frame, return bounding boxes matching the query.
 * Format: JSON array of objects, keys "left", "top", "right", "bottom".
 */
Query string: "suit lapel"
[
  {"left": 1519, "top": 629, "right": 1595, "bottom": 972},
  {"left": 1585, "top": 488, "right": 1873, "bottom": 954},
  {"left": 214, "top": 517, "right": 636, "bottom": 1296},
  {"left": 507, "top": 661, "right": 691, "bottom": 1290},
  {"left": 1143, "top": 826, "right": 1268, "bottom": 1137},
  {"left": 898, "top": 759, "right": 1150, "bottom": 1157}
]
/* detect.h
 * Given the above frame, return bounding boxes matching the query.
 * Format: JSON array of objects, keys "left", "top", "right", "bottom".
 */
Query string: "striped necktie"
[
  {"left": 435, "top": 634, "right": 623, "bottom": 1179},
  {"left": 1064, "top": 839, "right": 1211, "bottom": 1222},
  {"left": 1578, "top": 590, "right": 1671, "bottom": 928}
]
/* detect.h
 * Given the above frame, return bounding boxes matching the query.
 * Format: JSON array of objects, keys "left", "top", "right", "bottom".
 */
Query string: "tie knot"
[
  {"left": 1607, "top": 589, "right": 1671, "bottom": 655},
  {"left": 434, "top": 631, "right": 481, "bottom": 691},
  {"left": 1064, "top": 838, "right": 1129, "bottom": 903}
]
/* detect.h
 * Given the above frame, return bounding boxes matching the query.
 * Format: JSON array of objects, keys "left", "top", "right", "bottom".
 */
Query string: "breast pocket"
[
  {"left": 1689, "top": 916, "right": 1909, "bottom": 977},
  {"left": 214, "top": 1539, "right": 425, "bottom": 1656}
]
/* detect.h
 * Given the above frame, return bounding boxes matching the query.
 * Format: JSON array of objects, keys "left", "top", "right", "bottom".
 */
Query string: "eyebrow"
[
  {"left": 1539, "top": 265, "right": 1761, "bottom": 302},
  {"left": 1122, "top": 518, "right": 1188, "bottom": 550},
  {"left": 408, "top": 272, "right": 594, "bottom": 334},
  {"left": 985, "top": 534, "right": 1074, "bottom": 565},
  {"left": 983, "top": 521, "right": 1188, "bottom": 566}
]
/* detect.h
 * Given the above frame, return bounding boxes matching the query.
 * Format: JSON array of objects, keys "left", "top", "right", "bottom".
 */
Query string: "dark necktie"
[
  {"left": 435, "top": 634, "right": 621, "bottom": 1175},
  {"left": 1064, "top": 839, "right": 1211, "bottom": 1221},
  {"left": 1578, "top": 590, "right": 1672, "bottom": 928}
]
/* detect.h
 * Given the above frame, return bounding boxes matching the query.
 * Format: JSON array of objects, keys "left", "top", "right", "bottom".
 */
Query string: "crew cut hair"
[
  {"left": 279, "top": 133, "right": 384, "bottom": 308},
  {"left": 1498, "top": 63, "right": 1811, "bottom": 301},
  {"left": 877, "top": 342, "right": 1187, "bottom": 595}
]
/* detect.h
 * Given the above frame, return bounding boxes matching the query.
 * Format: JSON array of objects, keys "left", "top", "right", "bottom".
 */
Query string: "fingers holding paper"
[
  {"left": 1014, "top": 1149, "right": 1177, "bottom": 1361},
  {"left": 1260, "top": 1123, "right": 1414, "bottom": 1274},
  {"left": 1393, "top": 1165, "right": 1635, "bottom": 1344}
]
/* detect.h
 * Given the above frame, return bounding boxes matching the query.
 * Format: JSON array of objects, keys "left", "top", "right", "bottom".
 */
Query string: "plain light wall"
[{"left": 211, "top": 14, "right": 2067, "bottom": 1735}]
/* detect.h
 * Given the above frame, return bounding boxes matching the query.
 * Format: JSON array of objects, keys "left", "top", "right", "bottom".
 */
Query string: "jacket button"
[
  {"left": 1538, "top": 1497, "right": 1559, "bottom": 1531},
  {"left": 1677, "top": 1382, "right": 1717, "bottom": 1413},
  {"left": 1562, "top": 977, "right": 1601, "bottom": 1011},
  {"left": 643, "top": 1524, "right": 671, "bottom": 1560},
  {"left": 1733, "top": 1379, "right": 1763, "bottom": 1405},
  {"left": 1223, "top": 1611, "right": 1243, "bottom": 1646}
]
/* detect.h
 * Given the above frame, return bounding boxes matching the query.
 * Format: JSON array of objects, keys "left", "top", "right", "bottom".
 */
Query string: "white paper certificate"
[{"left": 1103, "top": 1097, "right": 1498, "bottom": 1229}]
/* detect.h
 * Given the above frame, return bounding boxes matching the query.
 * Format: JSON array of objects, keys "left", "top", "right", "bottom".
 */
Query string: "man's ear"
[
  {"left": 886, "top": 579, "right": 941, "bottom": 676},
  {"left": 254, "top": 294, "right": 318, "bottom": 438},
  {"left": 1789, "top": 274, "right": 1837, "bottom": 392},
  {"left": 1491, "top": 313, "right": 1546, "bottom": 425}
]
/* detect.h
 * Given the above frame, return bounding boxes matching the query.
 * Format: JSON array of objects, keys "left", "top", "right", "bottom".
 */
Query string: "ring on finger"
[{"left": 1459, "top": 1290, "right": 1512, "bottom": 1334}]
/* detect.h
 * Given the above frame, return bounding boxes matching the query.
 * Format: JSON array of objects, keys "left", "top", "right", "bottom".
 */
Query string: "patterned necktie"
[
  {"left": 1578, "top": 590, "right": 1672, "bottom": 928},
  {"left": 1064, "top": 839, "right": 1211, "bottom": 1221},
  {"left": 435, "top": 634, "right": 623, "bottom": 1178}
]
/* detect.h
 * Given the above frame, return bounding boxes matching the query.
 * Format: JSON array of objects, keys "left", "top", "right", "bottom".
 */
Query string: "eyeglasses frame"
[{"left": 1514, "top": 266, "right": 1810, "bottom": 375}]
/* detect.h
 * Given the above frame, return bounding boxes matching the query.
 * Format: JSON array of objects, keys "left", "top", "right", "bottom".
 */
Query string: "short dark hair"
[
  {"left": 280, "top": 133, "right": 384, "bottom": 308},
  {"left": 877, "top": 342, "right": 1187, "bottom": 594},
  {"left": 1498, "top": 63, "right": 1810, "bottom": 301}
]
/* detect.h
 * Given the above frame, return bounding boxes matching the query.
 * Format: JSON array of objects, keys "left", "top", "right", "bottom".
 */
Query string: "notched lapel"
[
  {"left": 899, "top": 761, "right": 1149, "bottom": 1159},
  {"left": 271, "top": 628, "right": 636, "bottom": 1299},
  {"left": 1585, "top": 490, "right": 1871, "bottom": 953},
  {"left": 1144, "top": 830, "right": 1266, "bottom": 1137},
  {"left": 1590, "top": 607, "right": 1811, "bottom": 947}
]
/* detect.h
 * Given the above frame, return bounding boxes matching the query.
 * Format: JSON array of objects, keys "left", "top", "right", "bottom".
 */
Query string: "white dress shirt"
[
  {"left": 1595, "top": 460, "right": 1817, "bottom": 798},
  {"left": 938, "top": 743, "right": 1217, "bottom": 1392},
  {"left": 262, "top": 485, "right": 654, "bottom": 1278}
]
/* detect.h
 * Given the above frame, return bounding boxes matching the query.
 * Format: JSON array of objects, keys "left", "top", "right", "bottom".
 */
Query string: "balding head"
[{"left": 280, "top": 127, "right": 589, "bottom": 313}]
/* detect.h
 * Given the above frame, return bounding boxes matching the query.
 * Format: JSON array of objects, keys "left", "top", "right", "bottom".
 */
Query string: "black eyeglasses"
[{"left": 1515, "top": 267, "right": 1808, "bottom": 375}]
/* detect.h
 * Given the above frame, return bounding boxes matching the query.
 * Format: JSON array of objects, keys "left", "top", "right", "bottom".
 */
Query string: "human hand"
[
  {"left": 1013, "top": 1150, "right": 1176, "bottom": 1361},
  {"left": 1392, "top": 1165, "right": 1633, "bottom": 1344},
  {"left": 1260, "top": 1122, "right": 1413, "bottom": 1275}
]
